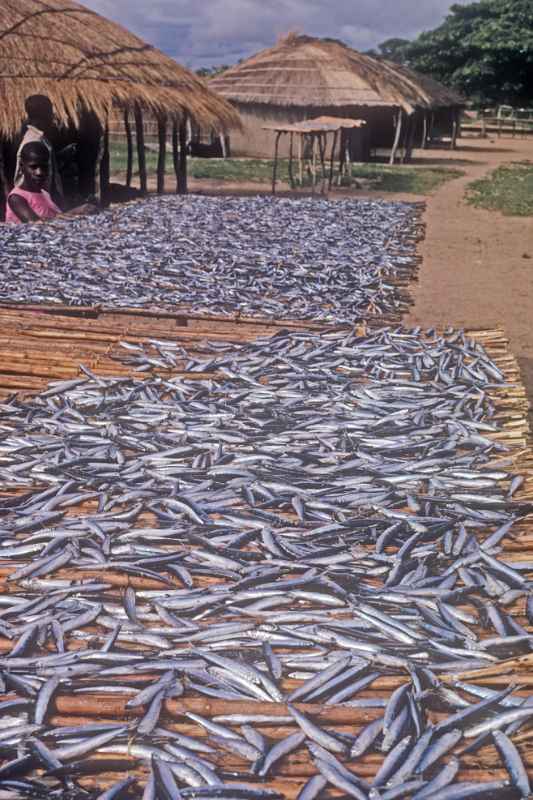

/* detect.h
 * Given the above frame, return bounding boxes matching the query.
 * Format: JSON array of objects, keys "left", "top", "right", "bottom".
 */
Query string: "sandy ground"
[{"left": 403, "top": 138, "right": 533, "bottom": 419}]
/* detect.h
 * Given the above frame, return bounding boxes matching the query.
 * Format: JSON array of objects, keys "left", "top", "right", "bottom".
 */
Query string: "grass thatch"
[
  {"left": 0, "top": 0, "right": 240, "bottom": 137},
  {"left": 210, "top": 34, "right": 464, "bottom": 114}
]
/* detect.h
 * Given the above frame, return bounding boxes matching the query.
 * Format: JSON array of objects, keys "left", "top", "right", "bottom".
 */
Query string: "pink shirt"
[{"left": 6, "top": 187, "right": 61, "bottom": 224}]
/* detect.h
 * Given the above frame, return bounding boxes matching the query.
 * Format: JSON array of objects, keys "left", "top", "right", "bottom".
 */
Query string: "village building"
[
  {"left": 209, "top": 34, "right": 464, "bottom": 163},
  {"left": 0, "top": 0, "right": 238, "bottom": 213}
]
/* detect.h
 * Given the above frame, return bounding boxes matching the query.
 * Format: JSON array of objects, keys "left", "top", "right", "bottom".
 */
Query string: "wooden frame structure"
[{"left": 264, "top": 117, "right": 366, "bottom": 194}]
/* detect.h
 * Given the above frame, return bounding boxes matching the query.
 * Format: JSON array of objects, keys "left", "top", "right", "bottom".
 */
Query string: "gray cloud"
[{"left": 83, "top": 1, "right": 468, "bottom": 68}]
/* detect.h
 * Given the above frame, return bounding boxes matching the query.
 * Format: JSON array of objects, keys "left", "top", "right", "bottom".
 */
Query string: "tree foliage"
[
  {"left": 375, "top": 38, "right": 411, "bottom": 64},
  {"left": 196, "top": 64, "right": 232, "bottom": 79},
  {"left": 406, "top": 0, "right": 533, "bottom": 105}
]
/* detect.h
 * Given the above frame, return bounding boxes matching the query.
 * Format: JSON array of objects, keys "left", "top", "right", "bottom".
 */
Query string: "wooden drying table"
[{"left": 263, "top": 117, "right": 367, "bottom": 194}]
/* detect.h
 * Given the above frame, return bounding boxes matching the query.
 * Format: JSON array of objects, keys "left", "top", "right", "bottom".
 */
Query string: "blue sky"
[{"left": 83, "top": 1, "right": 469, "bottom": 69}]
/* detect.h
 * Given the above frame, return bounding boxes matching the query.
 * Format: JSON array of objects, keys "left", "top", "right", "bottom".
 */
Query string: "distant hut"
[
  {"left": 0, "top": 0, "right": 238, "bottom": 210},
  {"left": 210, "top": 34, "right": 464, "bottom": 162}
]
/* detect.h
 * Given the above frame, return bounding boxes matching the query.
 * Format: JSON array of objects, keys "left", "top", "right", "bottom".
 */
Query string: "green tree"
[
  {"left": 196, "top": 64, "right": 232, "bottom": 79},
  {"left": 376, "top": 38, "right": 411, "bottom": 64},
  {"left": 407, "top": 0, "right": 533, "bottom": 105}
]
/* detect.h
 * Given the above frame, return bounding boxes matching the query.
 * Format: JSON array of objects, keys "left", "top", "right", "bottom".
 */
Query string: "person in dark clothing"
[{"left": 14, "top": 95, "right": 77, "bottom": 205}]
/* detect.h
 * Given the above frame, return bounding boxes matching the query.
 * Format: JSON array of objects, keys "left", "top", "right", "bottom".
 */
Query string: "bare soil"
[{"left": 404, "top": 138, "right": 533, "bottom": 420}]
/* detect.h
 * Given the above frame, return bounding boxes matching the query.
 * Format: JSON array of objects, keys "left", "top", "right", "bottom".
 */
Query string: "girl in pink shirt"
[{"left": 6, "top": 141, "right": 97, "bottom": 224}]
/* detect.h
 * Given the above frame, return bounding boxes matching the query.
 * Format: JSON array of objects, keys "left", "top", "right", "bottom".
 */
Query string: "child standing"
[{"left": 6, "top": 141, "right": 96, "bottom": 224}]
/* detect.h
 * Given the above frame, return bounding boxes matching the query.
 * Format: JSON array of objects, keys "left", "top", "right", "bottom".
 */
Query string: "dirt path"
[{"left": 403, "top": 137, "right": 533, "bottom": 414}]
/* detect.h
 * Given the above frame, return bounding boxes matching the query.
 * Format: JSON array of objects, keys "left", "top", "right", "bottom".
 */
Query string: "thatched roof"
[
  {"left": 210, "top": 34, "right": 464, "bottom": 114},
  {"left": 0, "top": 0, "right": 239, "bottom": 137},
  {"left": 382, "top": 61, "right": 464, "bottom": 110}
]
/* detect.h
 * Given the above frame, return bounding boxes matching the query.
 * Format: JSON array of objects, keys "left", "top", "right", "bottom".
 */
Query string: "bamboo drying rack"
[{"left": 0, "top": 303, "right": 531, "bottom": 797}]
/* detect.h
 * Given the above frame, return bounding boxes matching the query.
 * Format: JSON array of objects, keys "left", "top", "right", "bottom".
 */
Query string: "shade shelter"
[
  {"left": 210, "top": 34, "right": 464, "bottom": 162},
  {"left": 0, "top": 0, "right": 238, "bottom": 208},
  {"left": 382, "top": 61, "right": 465, "bottom": 150}
]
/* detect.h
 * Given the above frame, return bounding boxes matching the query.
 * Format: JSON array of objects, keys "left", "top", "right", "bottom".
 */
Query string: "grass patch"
[
  {"left": 466, "top": 162, "right": 533, "bottom": 216},
  {"left": 109, "top": 142, "right": 462, "bottom": 196}
]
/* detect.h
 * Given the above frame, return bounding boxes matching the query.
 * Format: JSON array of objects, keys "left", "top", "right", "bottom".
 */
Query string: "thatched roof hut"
[
  {"left": 210, "top": 34, "right": 464, "bottom": 161},
  {"left": 0, "top": 0, "right": 240, "bottom": 210},
  {"left": 0, "top": 0, "right": 238, "bottom": 136}
]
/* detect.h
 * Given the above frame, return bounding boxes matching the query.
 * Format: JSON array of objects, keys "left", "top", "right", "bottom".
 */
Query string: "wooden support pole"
[
  {"left": 402, "top": 114, "right": 415, "bottom": 164},
  {"left": 219, "top": 132, "right": 227, "bottom": 159},
  {"left": 272, "top": 130, "right": 282, "bottom": 195},
  {"left": 99, "top": 121, "right": 110, "bottom": 206},
  {"left": 337, "top": 130, "right": 345, "bottom": 185},
  {"left": 288, "top": 132, "right": 295, "bottom": 190},
  {"left": 344, "top": 133, "right": 352, "bottom": 180},
  {"left": 421, "top": 112, "right": 429, "bottom": 149},
  {"left": 451, "top": 108, "right": 460, "bottom": 150},
  {"left": 298, "top": 134, "right": 303, "bottom": 186},
  {"left": 134, "top": 104, "right": 147, "bottom": 195},
  {"left": 429, "top": 111, "right": 435, "bottom": 142},
  {"left": 94, "top": 122, "right": 105, "bottom": 204},
  {"left": 318, "top": 132, "right": 327, "bottom": 194},
  {"left": 0, "top": 141, "right": 7, "bottom": 222},
  {"left": 311, "top": 134, "right": 317, "bottom": 192},
  {"left": 156, "top": 113, "right": 167, "bottom": 195},
  {"left": 389, "top": 109, "right": 403, "bottom": 165},
  {"left": 172, "top": 119, "right": 179, "bottom": 193},
  {"left": 124, "top": 108, "right": 133, "bottom": 187},
  {"left": 328, "top": 130, "right": 338, "bottom": 191},
  {"left": 177, "top": 116, "right": 188, "bottom": 195}
]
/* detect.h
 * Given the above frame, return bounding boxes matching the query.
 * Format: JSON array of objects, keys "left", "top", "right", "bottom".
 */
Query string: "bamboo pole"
[
  {"left": 51, "top": 694, "right": 381, "bottom": 725},
  {"left": 389, "top": 109, "right": 403, "bottom": 165},
  {"left": 134, "top": 104, "right": 147, "bottom": 195},
  {"left": 156, "top": 113, "right": 167, "bottom": 195},
  {"left": 124, "top": 108, "right": 133, "bottom": 187}
]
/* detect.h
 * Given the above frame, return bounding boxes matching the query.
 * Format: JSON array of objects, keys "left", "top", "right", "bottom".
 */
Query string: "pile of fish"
[
  {"left": 0, "top": 196, "right": 421, "bottom": 322},
  {"left": 0, "top": 326, "right": 531, "bottom": 799}
]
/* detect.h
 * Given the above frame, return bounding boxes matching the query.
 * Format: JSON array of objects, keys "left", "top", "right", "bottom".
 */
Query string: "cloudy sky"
[{"left": 83, "top": 1, "right": 468, "bottom": 69}]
